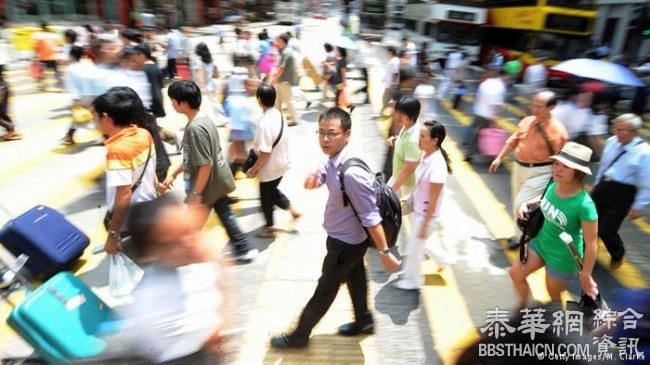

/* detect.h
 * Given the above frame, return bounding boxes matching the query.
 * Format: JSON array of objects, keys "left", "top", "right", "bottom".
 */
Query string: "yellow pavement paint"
[
  {"left": 465, "top": 94, "right": 527, "bottom": 119},
  {"left": 0, "top": 128, "right": 101, "bottom": 187},
  {"left": 0, "top": 115, "right": 71, "bottom": 154},
  {"left": 596, "top": 241, "right": 648, "bottom": 289}
]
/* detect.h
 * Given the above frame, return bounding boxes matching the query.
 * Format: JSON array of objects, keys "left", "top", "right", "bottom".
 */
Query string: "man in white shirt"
[
  {"left": 402, "top": 37, "right": 417, "bottom": 68},
  {"left": 463, "top": 68, "right": 506, "bottom": 160},
  {"left": 551, "top": 91, "right": 592, "bottom": 143},
  {"left": 437, "top": 49, "right": 463, "bottom": 100},
  {"left": 523, "top": 58, "right": 547, "bottom": 94},
  {"left": 382, "top": 47, "right": 400, "bottom": 115},
  {"left": 246, "top": 84, "right": 301, "bottom": 238}
]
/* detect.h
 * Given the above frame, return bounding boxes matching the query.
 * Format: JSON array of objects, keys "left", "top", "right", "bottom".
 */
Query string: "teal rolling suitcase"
[{"left": 7, "top": 272, "right": 117, "bottom": 364}]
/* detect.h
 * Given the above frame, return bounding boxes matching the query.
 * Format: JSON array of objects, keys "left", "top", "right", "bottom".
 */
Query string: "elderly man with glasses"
[{"left": 591, "top": 113, "right": 650, "bottom": 270}]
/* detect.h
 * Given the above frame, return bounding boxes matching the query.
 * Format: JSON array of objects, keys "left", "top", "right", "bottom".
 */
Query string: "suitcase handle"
[{"left": 0, "top": 254, "right": 29, "bottom": 289}]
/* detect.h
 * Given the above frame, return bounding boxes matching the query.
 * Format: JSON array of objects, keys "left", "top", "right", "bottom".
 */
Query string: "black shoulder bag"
[
  {"left": 516, "top": 179, "right": 553, "bottom": 264},
  {"left": 103, "top": 147, "right": 153, "bottom": 230},
  {"left": 242, "top": 113, "right": 284, "bottom": 174}
]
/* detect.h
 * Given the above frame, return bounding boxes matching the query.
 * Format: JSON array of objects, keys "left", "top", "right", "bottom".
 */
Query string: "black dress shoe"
[
  {"left": 338, "top": 321, "right": 374, "bottom": 336},
  {"left": 270, "top": 334, "right": 308, "bottom": 349}
]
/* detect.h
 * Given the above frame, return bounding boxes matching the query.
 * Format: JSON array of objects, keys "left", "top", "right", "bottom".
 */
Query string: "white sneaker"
[
  {"left": 392, "top": 279, "right": 419, "bottom": 291},
  {"left": 234, "top": 248, "right": 259, "bottom": 263}
]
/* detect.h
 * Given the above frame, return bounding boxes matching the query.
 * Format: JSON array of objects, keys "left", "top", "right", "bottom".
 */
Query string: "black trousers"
[
  {"left": 259, "top": 176, "right": 290, "bottom": 227},
  {"left": 291, "top": 237, "right": 371, "bottom": 341},
  {"left": 591, "top": 180, "right": 637, "bottom": 261},
  {"left": 166, "top": 58, "right": 177, "bottom": 79}
]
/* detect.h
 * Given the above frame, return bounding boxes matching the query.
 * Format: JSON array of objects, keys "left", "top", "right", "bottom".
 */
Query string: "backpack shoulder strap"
[{"left": 339, "top": 158, "right": 372, "bottom": 207}]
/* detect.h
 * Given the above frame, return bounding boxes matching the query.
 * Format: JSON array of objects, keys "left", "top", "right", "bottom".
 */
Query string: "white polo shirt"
[{"left": 254, "top": 107, "right": 290, "bottom": 182}]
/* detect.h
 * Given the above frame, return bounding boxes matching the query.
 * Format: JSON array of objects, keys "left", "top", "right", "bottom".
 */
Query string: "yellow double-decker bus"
[{"left": 482, "top": 0, "right": 598, "bottom": 68}]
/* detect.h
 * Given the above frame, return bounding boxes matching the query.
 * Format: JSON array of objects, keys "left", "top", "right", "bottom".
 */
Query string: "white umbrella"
[
  {"left": 321, "top": 34, "right": 358, "bottom": 50},
  {"left": 551, "top": 58, "right": 645, "bottom": 87}
]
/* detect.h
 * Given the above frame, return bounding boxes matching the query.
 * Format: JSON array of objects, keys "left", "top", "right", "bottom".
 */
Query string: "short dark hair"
[
  {"left": 387, "top": 46, "right": 396, "bottom": 56},
  {"left": 120, "top": 28, "right": 143, "bottom": 43},
  {"left": 319, "top": 107, "right": 352, "bottom": 132},
  {"left": 69, "top": 45, "right": 84, "bottom": 61},
  {"left": 395, "top": 96, "right": 421, "bottom": 122},
  {"left": 324, "top": 43, "right": 333, "bottom": 53},
  {"left": 256, "top": 84, "right": 277, "bottom": 107},
  {"left": 277, "top": 33, "right": 289, "bottom": 45},
  {"left": 92, "top": 87, "right": 144, "bottom": 127},
  {"left": 64, "top": 29, "right": 77, "bottom": 44},
  {"left": 133, "top": 42, "right": 152, "bottom": 59},
  {"left": 167, "top": 80, "right": 202, "bottom": 109},
  {"left": 127, "top": 195, "right": 182, "bottom": 260}
]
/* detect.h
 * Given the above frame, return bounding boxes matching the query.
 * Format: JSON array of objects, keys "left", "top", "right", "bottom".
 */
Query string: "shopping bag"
[
  {"left": 109, "top": 253, "right": 144, "bottom": 297},
  {"left": 29, "top": 62, "right": 43, "bottom": 79}
]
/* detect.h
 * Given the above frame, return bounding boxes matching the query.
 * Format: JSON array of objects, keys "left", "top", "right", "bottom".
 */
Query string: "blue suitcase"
[
  {"left": 7, "top": 272, "right": 118, "bottom": 364},
  {"left": 0, "top": 205, "right": 89, "bottom": 278}
]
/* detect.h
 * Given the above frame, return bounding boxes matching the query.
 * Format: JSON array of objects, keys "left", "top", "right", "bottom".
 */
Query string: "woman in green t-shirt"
[{"left": 509, "top": 142, "right": 599, "bottom": 308}]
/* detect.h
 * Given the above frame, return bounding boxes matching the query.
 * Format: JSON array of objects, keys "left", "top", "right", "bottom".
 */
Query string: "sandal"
[{"left": 2, "top": 131, "right": 23, "bottom": 141}]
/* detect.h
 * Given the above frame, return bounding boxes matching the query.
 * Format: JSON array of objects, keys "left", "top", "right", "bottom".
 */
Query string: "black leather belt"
[{"left": 515, "top": 160, "right": 553, "bottom": 168}]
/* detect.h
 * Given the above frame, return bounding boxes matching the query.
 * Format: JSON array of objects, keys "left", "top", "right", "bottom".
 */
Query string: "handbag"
[
  {"left": 103, "top": 146, "right": 152, "bottom": 230},
  {"left": 242, "top": 113, "right": 284, "bottom": 174},
  {"left": 516, "top": 179, "right": 553, "bottom": 264}
]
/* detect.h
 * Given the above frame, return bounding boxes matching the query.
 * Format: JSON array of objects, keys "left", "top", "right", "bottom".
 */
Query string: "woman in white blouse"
[{"left": 395, "top": 120, "right": 456, "bottom": 290}]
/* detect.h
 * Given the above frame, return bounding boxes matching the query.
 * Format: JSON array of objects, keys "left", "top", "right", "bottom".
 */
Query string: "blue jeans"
[{"left": 212, "top": 196, "right": 251, "bottom": 255}]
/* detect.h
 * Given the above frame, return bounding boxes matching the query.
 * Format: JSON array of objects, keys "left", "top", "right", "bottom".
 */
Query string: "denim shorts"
[{"left": 530, "top": 244, "right": 578, "bottom": 283}]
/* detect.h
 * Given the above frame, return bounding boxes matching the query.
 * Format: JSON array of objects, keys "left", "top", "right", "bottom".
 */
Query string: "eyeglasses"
[
  {"left": 316, "top": 130, "right": 343, "bottom": 139},
  {"left": 611, "top": 126, "right": 635, "bottom": 133}
]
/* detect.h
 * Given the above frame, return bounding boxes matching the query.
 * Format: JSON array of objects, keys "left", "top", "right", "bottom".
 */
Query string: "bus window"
[
  {"left": 437, "top": 22, "right": 481, "bottom": 46},
  {"left": 424, "top": 22, "right": 437, "bottom": 38},
  {"left": 405, "top": 19, "right": 417, "bottom": 32},
  {"left": 546, "top": 0, "right": 596, "bottom": 10},
  {"left": 534, "top": 32, "right": 590, "bottom": 59},
  {"left": 483, "top": 28, "right": 529, "bottom": 52}
]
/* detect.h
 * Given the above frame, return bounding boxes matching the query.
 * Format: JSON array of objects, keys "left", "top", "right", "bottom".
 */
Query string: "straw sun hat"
[{"left": 550, "top": 142, "right": 593, "bottom": 175}]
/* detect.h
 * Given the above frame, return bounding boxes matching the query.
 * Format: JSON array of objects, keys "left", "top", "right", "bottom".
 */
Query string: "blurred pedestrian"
[
  {"left": 462, "top": 68, "right": 506, "bottom": 161},
  {"left": 32, "top": 21, "right": 63, "bottom": 90},
  {"left": 270, "top": 107, "right": 400, "bottom": 349},
  {"left": 523, "top": 57, "right": 547, "bottom": 95},
  {"left": 509, "top": 142, "right": 599, "bottom": 308},
  {"left": 164, "top": 80, "right": 258, "bottom": 263},
  {"left": 246, "top": 84, "right": 301, "bottom": 238},
  {"left": 401, "top": 37, "right": 417, "bottom": 68},
  {"left": 551, "top": 88, "right": 593, "bottom": 146},
  {"left": 118, "top": 195, "right": 225, "bottom": 364},
  {"left": 437, "top": 48, "right": 463, "bottom": 100},
  {"left": 224, "top": 67, "right": 257, "bottom": 173},
  {"left": 333, "top": 47, "right": 355, "bottom": 113},
  {"left": 0, "top": 70, "right": 21, "bottom": 141},
  {"left": 93, "top": 87, "right": 158, "bottom": 254},
  {"left": 192, "top": 42, "right": 227, "bottom": 127},
  {"left": 591, "top": 114, "right": 649, "bottom": 270},
  {"left": 164, "top": 27, "right": 184, "bottom": 79},
  {"left": 489, "top": 91, "right": 568, "bottom": 249},
  {"left": 270, "top": 34, "right": 300, "bottom": 125},
  {"left": 395, "top": 120, "right": 454, "bottom": 290},
  {"left": 381, "top": 47, "right": 400, "bottom": 116},
  {"left": 62, "top": 45, "right": 97, "bottom": 144}
]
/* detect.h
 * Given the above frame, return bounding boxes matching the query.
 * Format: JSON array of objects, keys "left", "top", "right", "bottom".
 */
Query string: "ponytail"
[{"left": 440, "top": 147, "right": 452, "bottom": 174}]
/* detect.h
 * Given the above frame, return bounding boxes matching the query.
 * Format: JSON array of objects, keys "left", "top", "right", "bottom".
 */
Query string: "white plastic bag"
[{"left": 109, "top": 253, "right": 144, "bottom": 298}]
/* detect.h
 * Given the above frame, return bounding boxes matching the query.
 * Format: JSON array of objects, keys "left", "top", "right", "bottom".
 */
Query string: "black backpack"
[{"left": 339, "top": 158, "right": 402, "bottom": 248}]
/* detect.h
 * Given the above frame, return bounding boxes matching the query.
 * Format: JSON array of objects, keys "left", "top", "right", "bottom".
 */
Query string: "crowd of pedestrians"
[{"left": 0, "top": 16, "right": 648, "bottom": 363}]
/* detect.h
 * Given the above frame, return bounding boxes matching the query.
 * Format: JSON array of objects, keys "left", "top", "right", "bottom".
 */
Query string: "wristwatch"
[
  {"left": 107, "top": 229, "right": 120, "bottom": 240},
  {"left": 379, "top": 248, "right": 391, "bottom": 256}
]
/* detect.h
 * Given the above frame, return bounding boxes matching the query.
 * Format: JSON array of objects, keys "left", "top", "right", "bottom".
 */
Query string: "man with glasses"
[
  {"left": 592, "top": 113, "right": 649, "bottom": 270},
  {"left": 270, "top": 107, "right": 400, "bottom": 349}
]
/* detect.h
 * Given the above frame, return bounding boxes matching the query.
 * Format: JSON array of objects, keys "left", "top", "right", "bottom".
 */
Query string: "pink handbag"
[{"left": 478, "top": 128, "right": 509, "bottom": 157}]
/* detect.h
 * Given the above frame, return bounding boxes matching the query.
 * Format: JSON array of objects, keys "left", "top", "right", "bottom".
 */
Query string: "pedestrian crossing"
[{"left": 0, "top": 59, "right": 648, "bottom": 364}]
